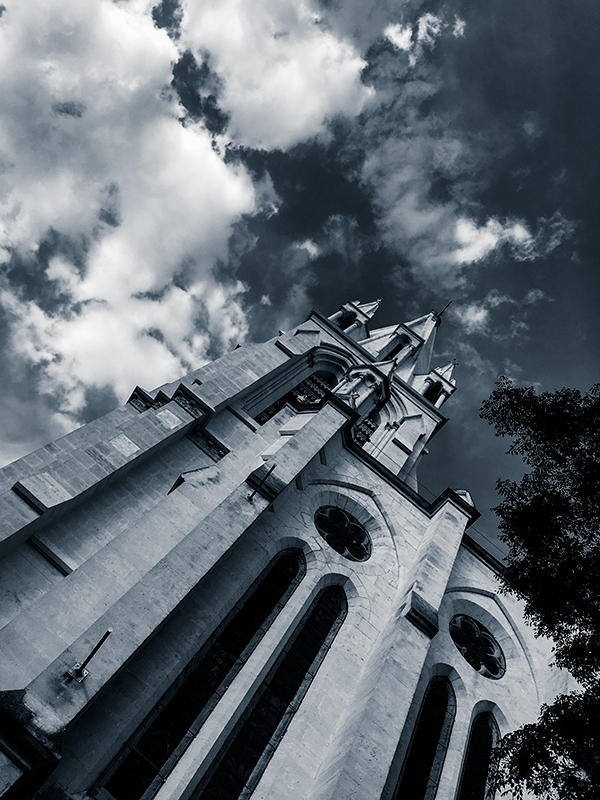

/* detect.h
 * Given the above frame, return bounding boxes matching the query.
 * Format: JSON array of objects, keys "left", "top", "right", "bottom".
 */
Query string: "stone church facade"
[{"left": 0, "top": 300, "right": 564, "bottom": 799}]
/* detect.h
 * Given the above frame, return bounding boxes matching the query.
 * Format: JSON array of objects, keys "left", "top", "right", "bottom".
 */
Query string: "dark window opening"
[
  {"left": 94, "top": 550, "right": 306, "bottom": 800},
  {"left": 337, "top": 309, "right": 357, "bottom": 330},
  {"left": 392, "top": 677, "right": 456, "bottom": 800},
  {"left": 253, "top": 372, "right": 335, "bottom": 426},
  {"left": 193, "top": 585, "right": 347, "bottom": 800},
  {"left": 387, "top": 334, "right": 411, "bottom": 360},
  {"left": 456, "top": 712, "right": 500, "bottom": 800},
  {"left": 423, "top": 381, "right": 443, "bottom": 404}
]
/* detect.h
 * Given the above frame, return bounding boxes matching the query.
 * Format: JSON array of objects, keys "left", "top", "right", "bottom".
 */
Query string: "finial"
[{"left": 432, "top": 300, "right": 452, "bottom": 326}]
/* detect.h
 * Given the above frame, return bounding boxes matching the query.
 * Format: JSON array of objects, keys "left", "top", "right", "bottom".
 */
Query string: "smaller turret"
[{"left": 328, "top": 299, "right": 382, "bottom": 341}]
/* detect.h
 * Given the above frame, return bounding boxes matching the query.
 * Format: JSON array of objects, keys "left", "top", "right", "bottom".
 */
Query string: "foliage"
[{"left": 480, "top": 378, "right": 600, "bottom": 798}]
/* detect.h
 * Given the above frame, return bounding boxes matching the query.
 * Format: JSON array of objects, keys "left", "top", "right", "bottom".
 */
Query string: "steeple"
[
  {"left": 328, "top": 299, "right": 381, "bottom": 341},
  {"left": 354, "top": 299, "right": 382, "bottom": 319},
  {"left": 395, "top": 312, "right": 439, "bottom": 382}
]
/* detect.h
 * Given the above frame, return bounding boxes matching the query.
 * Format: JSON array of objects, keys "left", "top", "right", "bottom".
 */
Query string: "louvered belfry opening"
[
  {"left": 96, "top": 550, "right": 306, "bottom": 800},
  {"left": 194, "top": 585, "right": 348, "bottom": 800},
  {"left": 392, "top": 677, "right": 456, "bottom": 800},
  {"left": 456, "top": 712, "right": 499, "bottom": 800}
]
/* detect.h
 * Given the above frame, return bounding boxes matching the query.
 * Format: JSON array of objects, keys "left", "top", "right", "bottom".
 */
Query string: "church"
[{"left": 0, "top": 299, "right": 564, "bottom": 800}]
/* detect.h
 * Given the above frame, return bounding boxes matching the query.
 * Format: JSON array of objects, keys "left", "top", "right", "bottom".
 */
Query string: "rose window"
[
  {"left": 314, "top": 506, "right": 372, "bottom": 562},
  {"left": 449, "top": 615, "right": 506, "bottom": 680}
]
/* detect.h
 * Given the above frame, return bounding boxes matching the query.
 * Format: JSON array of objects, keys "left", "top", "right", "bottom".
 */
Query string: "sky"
[{"left": 1, "top": 0, "right": 599, "bottom": 555}]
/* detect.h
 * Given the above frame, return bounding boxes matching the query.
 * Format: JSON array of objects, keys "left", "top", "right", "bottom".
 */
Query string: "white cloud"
[
  {"left": 416, "top": 13, "right": 444, "bottom": 46},
  {"left": 453, "top": 302, "right": 490, "bottom": 335},
  {"left": 362, "top": 132, "right": 573, "bottom": 287},
  {"left": 183, "top": 0, "right": 373, "bottom": 150},
  {"left": 385, "top": 13, "right": 466, "bottom": 67},
  {"left": 0, "top": 0, "right": 383, "bottom": 461},
  {"left": 384, "top": 23, "right": 413, "bottom": 53},
  {"left": 452, "top": 18, "right": 466, "bottom": 37},
  {"left": 453, "top": 217, "right": 535, "bottom": 265},
  {"left": 524, "top": 287, "right": 553, "bottom": 304},
  {"left": 0, "top": 0, "right": 257, "bottom": 441},
  {"left": 293, "top": 239, "right": 321, "bottom": 259},
  {"left": 452, "top": 286, "right": 553, "bottom": 341}
]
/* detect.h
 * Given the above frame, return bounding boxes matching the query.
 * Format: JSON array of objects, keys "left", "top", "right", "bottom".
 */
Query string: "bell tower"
[{"left": 0, "top": 300, "right": 560, "bottom": 800}]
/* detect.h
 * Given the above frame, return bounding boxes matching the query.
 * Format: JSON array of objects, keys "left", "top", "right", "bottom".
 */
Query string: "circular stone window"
[
  {"left": 314, "top": 506, "right": 372, "bottom": 562},
  {"left": 449, "top": 615, "right": 506, "bottom": 680}
]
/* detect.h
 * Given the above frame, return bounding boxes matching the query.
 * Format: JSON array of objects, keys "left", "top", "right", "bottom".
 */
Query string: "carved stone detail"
[
  {"left": 352, "top": 417, "right": 379, "bottom": 446},
  {"left": 254, "top": 374, "right": 331, "bottom": 425},
  {"left": 186, "top": 426, "right": 227, "bottom": 461},
  {"left": 173, "top": 387, "right": 204, "bottom": 419}
]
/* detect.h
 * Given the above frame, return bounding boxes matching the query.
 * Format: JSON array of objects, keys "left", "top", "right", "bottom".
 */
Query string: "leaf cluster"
[
  {"left": 480, "top": 378, "right": 600, "bottom": 684},
  {"left": 480, "top": 378, "right": 600, "bottom": 797},
  {"left": 496, "top": 685, "right": 600, "bottom": 800}
]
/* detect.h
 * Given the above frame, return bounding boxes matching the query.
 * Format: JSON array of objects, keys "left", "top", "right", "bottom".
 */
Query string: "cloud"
[
  {"left": 357, "top": 123, "right": 573, "bottom": 288},
  {"left": 385, "top": 12, "right": 466, "bottom": 67},
  {"left": 293, "top": 239, "right": 321, "bottom": 259},
  {"left": 451, "top": 287, "right": 553, "bottom": 339},
  {"left": 384, "top": 23, "right": 413, "bottom": 54},
  {"left": 453, "top": 303, "right": 490, "bottom": 335},
  {"left": 0, "top": 0, "right": 380, "bottom": 463},
  {"left": 183, "top": 0, "right": 373, "bottom": 150},
  {"left": 523, "top": 287, "right": 553, "bottom": 304},
  {"left": 0, "top": 0, "right": 258, "bottom": 448}
]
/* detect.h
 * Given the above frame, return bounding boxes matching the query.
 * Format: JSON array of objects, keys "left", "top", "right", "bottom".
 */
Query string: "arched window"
[
  {"left": 194, "top": 585, "right": 348, "bottom": 799},
  {"left": 94, "top": 550, "right": 306, "bottom": 800},
  {"left": 456, "top": 712, "right": 500, "bottom": 800},
  {"left": 391, "top": 677, "right": 456, "bottom": 800}
]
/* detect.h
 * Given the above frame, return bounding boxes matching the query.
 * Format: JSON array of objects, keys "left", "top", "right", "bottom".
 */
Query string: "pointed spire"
[
  {"left": 328, "top": 299, "right": 382, "bottom": 342},
  {"left": 402, "top": 312, "right": 438, "bottom": 376},
  {"left": 403, "top": 311, "right": 438, "bottom": 341},
  {"left": 435, "top": 359, "right": 458, "bottom": 383},
  {"left": 355, "top": 299, "right": 382, "bottom": 320}
]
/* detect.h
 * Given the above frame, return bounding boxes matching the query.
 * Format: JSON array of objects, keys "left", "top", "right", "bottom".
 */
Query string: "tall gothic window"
[
  {"left": 456, "top": 712, "right": 500, "bottom": 800},
  {"left": 193, "top": 585, "right": 348, "bottom": 800},
  {"left": 93, "top": 550, "right": 306, "bottom": 800},
  {"left": 391, "top": 677, "right": 456, "bottom": 800}
]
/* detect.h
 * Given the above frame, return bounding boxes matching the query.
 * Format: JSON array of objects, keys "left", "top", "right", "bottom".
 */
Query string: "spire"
[
  {"left": 355, "top": 299, "right": 382, "bottom": 320},
  {"left": 328, "top": 299, "right": 382, "bottom": 342},
  {"left": 432, "top": 300, "right": 452, "bottom": 326},
  {"left": 398, "top": 312, "right": 439, "bottom": 378},
  {"left": 435, "top": 359, "right": 458, "bottom": 383}
]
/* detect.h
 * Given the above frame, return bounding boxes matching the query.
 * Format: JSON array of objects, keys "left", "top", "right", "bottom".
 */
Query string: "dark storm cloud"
[
  {"left": 98, "top": 182, "right": 121, "bottom": 228},
  {"left": 151, "top": 0, "right": 183, "bottom": 40},
  {"left": 223, "top": 138, "right": 392, "bottom": 335},
  {"left": 2, "top": 0, "right": 599, "bottom": 553},
  {"left": 203, "top": 0, "right": 599, "bottom": 550},
  {"left": 3, "top": 229, "right": 88, "bottom": 313},
  {"left": 52, "top": 101, "right": 86, "bottom": 118},
  {"left": 171, "top": 51, "right": 229, "bottom": 135}
]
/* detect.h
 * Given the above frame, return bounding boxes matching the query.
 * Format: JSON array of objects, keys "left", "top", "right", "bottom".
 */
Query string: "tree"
[{"left": 480, "top": 378, "right": 600, "bottom": 799}]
